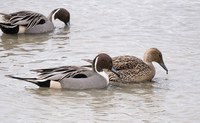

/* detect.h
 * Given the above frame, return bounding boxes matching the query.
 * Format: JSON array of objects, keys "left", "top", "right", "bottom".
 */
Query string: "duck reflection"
[
  {"left": 0, "top": 33, "right": 50, "bottom": 50},
  {"left": 0, "top": 26, "right": 70, "bottom": 50}
]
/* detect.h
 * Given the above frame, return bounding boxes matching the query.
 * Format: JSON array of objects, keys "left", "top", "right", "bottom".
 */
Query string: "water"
[{"left": 0, "top": 0, "right": 200, "bottom": 122}]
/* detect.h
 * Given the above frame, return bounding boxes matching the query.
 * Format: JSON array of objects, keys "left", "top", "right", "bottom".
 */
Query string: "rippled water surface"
[{"left": 0, "top": 0, "right": 200, "bottom": 122}]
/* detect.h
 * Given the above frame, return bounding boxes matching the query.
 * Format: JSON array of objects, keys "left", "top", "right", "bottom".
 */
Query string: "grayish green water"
[{"left": 0, "top": 0, "right": 200, "bottom": 122}]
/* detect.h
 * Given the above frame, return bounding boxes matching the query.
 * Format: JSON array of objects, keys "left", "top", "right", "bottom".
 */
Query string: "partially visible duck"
[
  {"left": 84, "top": 48, "right": 168, "bottom": 83},
  {"left": 0, "top": 8, "right": 70, "bottom": 34},
  {"left": 7, "top": 53, "right": 120, "bottom": 90}
]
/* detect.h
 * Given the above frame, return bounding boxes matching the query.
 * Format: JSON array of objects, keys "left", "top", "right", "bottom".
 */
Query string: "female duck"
[
  {"left": 0, "top": 8, "right": 70, "bottom": 34},
  {"left": 7, "top": 53, "right": 119, "bottom": 90},
  {"left": 108, "top": 48, "right": 168, "bottom": 83}
]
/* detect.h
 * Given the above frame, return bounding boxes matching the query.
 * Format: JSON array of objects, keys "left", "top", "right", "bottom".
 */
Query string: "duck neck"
[
  {"left": 48, "top": 9, "right": 60, "bottom": 23},
  {"left": 98, "top": 71, "right": 109, "bottom": 85},
  {"left": 145, "top": 61, "right": 154, "bottom": 69},
  {"left": 93, "top": 57, "right": 109, "bottom": 85},
  {"left": 144, "top": 61, "right": 156, "bottom": 77}
]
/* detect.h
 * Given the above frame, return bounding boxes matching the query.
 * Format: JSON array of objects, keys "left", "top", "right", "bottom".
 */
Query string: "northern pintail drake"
[
  {"left": 7, "top": 53, "right": 119, "bottom": 90},
  {"left": 84, "top": 48, "right": 168, "bottom": 83},
  {"left": 0, "top": 8, "right": 70, "bottom": 34}
]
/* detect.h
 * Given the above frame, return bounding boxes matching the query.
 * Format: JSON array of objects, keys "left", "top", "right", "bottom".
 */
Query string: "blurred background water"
[{"left": 0, "top": 0, "right": 200, "bottom": 122}]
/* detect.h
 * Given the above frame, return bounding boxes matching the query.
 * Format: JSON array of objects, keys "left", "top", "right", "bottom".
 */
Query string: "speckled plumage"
[
  {"left": 108, "top": 55, "right": 155, "bottom": 83},
  {"left": 107, "top": 48, "right": 168, "bottom": 83}
]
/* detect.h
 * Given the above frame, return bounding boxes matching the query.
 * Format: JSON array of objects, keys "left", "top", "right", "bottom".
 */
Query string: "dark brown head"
[
  {"left": 92, "top": 53, "right": 119, "bottom": 77},
  {"left": 49, "top": 8, "right": 70, "bottom": 25}
]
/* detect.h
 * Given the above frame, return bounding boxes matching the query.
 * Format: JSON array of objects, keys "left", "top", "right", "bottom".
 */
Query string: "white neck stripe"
[
  {"left": 51, "top": 9, "right": 60, "bottom": 22},
  {"left": 94, "top": 56, "right": 109, "bottom": 85},
  {"left": 94, "top": 56, "right": 99, "bottom": 72}
]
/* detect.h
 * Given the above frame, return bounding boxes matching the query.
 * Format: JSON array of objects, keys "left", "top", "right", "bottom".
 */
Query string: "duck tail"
[
  {"left": 0, "top": 22, "right": 19, "bottom": 34},
  {"left": 0, "top": 13, "right": 16, "bottom": 30},
  {"left": 0, "top": 13, "right": 11, "bottom": 23},
  {"left": 0, "top": 13, "right": 5, "bottom": 23},
  {"left": 82, "top": 59, "right": 93, "bottom": 64},
  {"left": 81, "top": 64, "right": 92, "bottom": 68},
  {"left": 0, "top": 22, "right": 17, "bottom": 28},
  {"left": 6, "top": 75, "right": 51, "bottom": 87}
]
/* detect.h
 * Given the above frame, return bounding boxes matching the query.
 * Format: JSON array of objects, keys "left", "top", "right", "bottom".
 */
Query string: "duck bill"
[
  {"left": 159, "top": 62, "right": 168, "bottom": 74},
  {"left": 111, "top": 67, "right": 120, "bottom": 78}
]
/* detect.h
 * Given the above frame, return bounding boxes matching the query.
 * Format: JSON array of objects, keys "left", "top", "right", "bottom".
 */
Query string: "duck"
[
  {"left": 7, "top": 53, "right": 120, "bottom": 90},
  {"left": 84, "top": 48, "right": 168, "bottom": 83},
  {"left": 0, "top": 8, "right": 70, "bottom": 34}
]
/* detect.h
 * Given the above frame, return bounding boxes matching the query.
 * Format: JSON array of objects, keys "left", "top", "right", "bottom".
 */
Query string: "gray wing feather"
[
  {"left": 1, "top": 11, "right": 47, "bottom": 29},
  {"left": 33, "top": 66, "right": 91, "bottom": 81}
]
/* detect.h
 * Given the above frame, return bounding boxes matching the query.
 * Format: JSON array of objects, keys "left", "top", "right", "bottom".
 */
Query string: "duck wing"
[{"left": 0, "top": 11, "right": 47, "bottom": 29}]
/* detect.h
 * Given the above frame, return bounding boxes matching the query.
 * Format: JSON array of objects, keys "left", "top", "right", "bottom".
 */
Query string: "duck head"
[
  {"left": 144, "top": 48, "right": 168, "bottom": 74},
  {"left": 49, "top": 8, "right": 70, "bottom": 25},
  {"left": 92, "top": 53, "right": 120, "bottom": 77}
]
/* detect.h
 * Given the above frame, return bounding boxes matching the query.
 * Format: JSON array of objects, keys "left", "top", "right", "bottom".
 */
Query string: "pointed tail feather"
[
  {"left": 82, "top": 59, "right": 93, "bottom": 63},
  {"left": 0, "top": 13, "right": 12, "bottom": 23},
  {"left": 0, "top": 13, "right": 17, "bottom": 28},
  {"left": 0, "top": 22, "right": 17, "bottom": 28},
  {"left": 0, "top": 13, "right": 6, "bottom": 23},
  {"left": 81, "top": 64, "right": 92, "bottom": 68},
  {"left": 6, "top": 75, "right": 51, "bottom": 87},
  {"left": 82, "top": 59, "right": 92, "bottom": 69},
  {"left": 6, "top": 75, "right": 37, "bottom": 82},
  {"left": 0, "top": 12, "right": 11, "bottom": 17}
]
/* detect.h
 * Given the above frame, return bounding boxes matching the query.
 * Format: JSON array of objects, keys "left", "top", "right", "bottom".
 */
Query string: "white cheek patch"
[{"left": 50, "top": 80, "right": 62, "bottom": 89}]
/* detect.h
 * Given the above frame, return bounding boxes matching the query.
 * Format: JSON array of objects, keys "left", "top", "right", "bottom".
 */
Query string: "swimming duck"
[
  {"left": 84, "top": 48, "right": 168, "bottom": 83},
  {"left": 0, "top": 8, "right": 70, "bottom": 34},
  {"left": 7, "top": 53, "right": 120, "bottom": 90}
]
